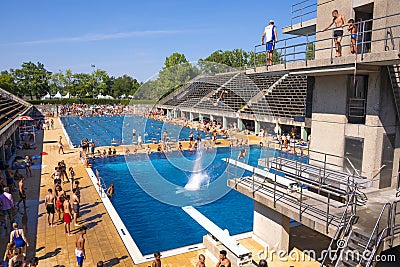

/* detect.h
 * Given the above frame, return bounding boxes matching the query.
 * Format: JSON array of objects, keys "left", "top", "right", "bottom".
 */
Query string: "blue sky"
[{"left": 0, "top": 0, "right": 295, "bottom": 82}]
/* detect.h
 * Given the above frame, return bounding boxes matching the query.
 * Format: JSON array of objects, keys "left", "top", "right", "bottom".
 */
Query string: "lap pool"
[{"left": 61, "top": 116, "right": 219, "bottom": 147}]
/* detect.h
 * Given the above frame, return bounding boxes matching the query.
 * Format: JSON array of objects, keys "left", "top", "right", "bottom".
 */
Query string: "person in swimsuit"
[
  {"left": 8, "top": 247, "right": 25, "bottom": 267},
  {"left": 5, "top": 165, "right": 15, "bottom": 192},
  {"left": 196, "top": 254, "right": 206, "bottom": 267},
  {"left": 63, "top": 195, "right": 73, "bottom": 236},
  {"left": 16, "top": 177, "right": 26, "bottom": 209},
  {"left": 216, "top": 250, "right": 231, "bottom": 267},
  {"left": 9, "top": 222, "right": 29, "bottom": 255},
  {"left": 323, "top": 10, "right": 347, "bottom": 57},
  {"left": 45, "top": 188, "right": 56, "bottom": 227},
  {"left": 152, "top": 252, "right": 161, "bottom": 267},
  {"left": 75, "top": 226, "right": 87, "bottom": 267},
  {"left": 58, "top": 136, "right": 64, "bottom": 154},
  {"left": 72, "top": 188, "right": 80, "bottom": 227},
  {"left": 24, "top": 156, "right": 32, "bottom": 177},
  {"left": 55, "top": 185, "right": 65, "bottom": 221},
  {"left": 348, "top": 18, "right": 357, "bottom": 54},
  {"left": 69, "top": 167, "right": 75, "bottom": 191},
  {"left": 106, "top": 183, "right": 114, "bottom": 199}
]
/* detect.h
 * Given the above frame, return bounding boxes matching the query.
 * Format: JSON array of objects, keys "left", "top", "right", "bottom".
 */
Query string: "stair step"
[
  {"left": 341, "top": 256, "right": 361, "bottom": 267},
  {"left": 352, "top": 229, "right": 372, "bottom": 239},
  {"left": 347, "top": 241, "right": 368, "bottom": 252},
  {"left": 350, "top": 235, "right": 375, "bottom": 248}
]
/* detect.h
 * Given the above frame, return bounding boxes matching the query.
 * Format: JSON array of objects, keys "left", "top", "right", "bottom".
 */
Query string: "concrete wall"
[
  {"left": 309, "top": 75, "right": 348, "bottom": 168},
  {"left": 253, "top": 201, "right": 290, "bottom": 252}
]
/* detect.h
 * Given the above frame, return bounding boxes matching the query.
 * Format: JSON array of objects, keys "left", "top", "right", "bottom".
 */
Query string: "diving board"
[
  {"left": 182, "top": 206, "right": 251, "bottom": 258},
  {"left": 223, "top": 158, "right": 303, "bottom": 192}
]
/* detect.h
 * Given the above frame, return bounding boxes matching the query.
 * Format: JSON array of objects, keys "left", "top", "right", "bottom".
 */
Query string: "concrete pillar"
[
  {"left": 173, "top": 110, "right": 177, "bottom": 119},
  {"left": 255, "top": 120, "right": 260, "bottom": 135},
  {"left": 253, "top": 201, "right": 290, "bottom": 252},
  {"left": 199, "top": 113, "right": 203, "bottom": 123},
  {"left": 166, "top": 109, "right": 171, "bottom": 117},
  {"left": 301, "top": 127, "right": 308, "bottom": 141},
  {"left": 180, "top": 111, "right": 185, "bottom": 118},
  {"left": 210, "top": 115, "right": 214, "bottom": 122},
  {"left": 237, "top": 119, "right": 244, "bottom": 131},
  {"left": 222, "top": 117, "right": 228, "bottom": 129}
]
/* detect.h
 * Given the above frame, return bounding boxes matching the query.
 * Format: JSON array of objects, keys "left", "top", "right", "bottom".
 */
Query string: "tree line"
[{"left": 0, "top": 48, "right": 282, "bottom": 100}]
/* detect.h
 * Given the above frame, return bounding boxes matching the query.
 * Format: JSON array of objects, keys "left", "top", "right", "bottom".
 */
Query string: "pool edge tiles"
[{"left": 86, "top": 167, "right": 146, "bottom": 264}]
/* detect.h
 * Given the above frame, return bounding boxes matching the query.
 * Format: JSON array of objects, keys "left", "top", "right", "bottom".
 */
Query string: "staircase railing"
[
  {"left": 320, "top": 193, "right": 358, "bottom": 266},
  {"left": 359, "top": 203, "right": 392, "bottom": 266},
  {"left": 388, "top": 64, "right": 400, "bottom": 121}
]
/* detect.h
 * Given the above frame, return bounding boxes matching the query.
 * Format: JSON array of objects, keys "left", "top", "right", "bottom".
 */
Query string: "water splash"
[{"left": 184, "top": 142, "right": 210, "bottom": 191}]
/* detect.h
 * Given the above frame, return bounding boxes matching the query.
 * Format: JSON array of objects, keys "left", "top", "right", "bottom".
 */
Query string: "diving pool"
[
  {"left": 61, "top": 116, "right": 218, "bottom": 147},
  {"left": 90, "top": 146, "right": 263, "bottom": 255}
]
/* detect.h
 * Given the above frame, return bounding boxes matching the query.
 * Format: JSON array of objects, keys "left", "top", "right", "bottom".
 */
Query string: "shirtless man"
[
  {"left": 63, "top": 195, "right": 73, "bottom": 236},
  {"left": 152, "top": 252, "right": 161, "bottom": 267},
  {"left": 55, "top": 185, "right": 65, "bottom": 221},
  {"left": 323, "top": 10, "right": 347, "bottom": 57},
  {"left": 72, "top": 188, "right": 80, "bottom": 227},
  {"left": 16, "top": 177, "right": 27, "bottom": 209},
  {"left": 196, "top": 254, "right": 206, "bottom": 267},
  {"left": 75, "top": 226, "right": 87, "bottom": 267},
  {"left": 45, "top": 189, "right": 56, "bottom": 226},
  {"left": 216, "top": 250, "right": 231, "bottom": 267}
]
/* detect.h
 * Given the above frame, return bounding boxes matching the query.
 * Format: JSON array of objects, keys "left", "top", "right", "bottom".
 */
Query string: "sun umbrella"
[{"left": 18, "top": 116, "right": 34, "bottom": 121}]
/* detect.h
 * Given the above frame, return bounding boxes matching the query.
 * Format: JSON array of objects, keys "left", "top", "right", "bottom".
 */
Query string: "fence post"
[
  {"left": 361, "top": 20, "right": 365, "bottom": 60},
  {"left": 254, "top": 46, "right": 257, "bottom": 70},
  {"left": 305, "top": 33, "right": 309, "bottom": 66},
  {"left": 284, "top": 40, "right": 287, "bottom": 69},
  {"left": 330, "top": 29, "right": 334, "bottom": 63}
]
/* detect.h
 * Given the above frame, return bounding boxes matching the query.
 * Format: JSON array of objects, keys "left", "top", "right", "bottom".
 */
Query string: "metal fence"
[{"left": 254, "top": 11, "right": 400, "bottom": 69}]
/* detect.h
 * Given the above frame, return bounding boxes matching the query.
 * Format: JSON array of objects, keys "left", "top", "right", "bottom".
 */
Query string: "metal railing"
[
  {"left": 254, "top": 11, "right": 400, "bottom": 69},
  {"left": 226, "top": 147, "right": 362, "bottom": 234},
  {"left": 290, "top": 0, "right": 317, "bottom": 27}
]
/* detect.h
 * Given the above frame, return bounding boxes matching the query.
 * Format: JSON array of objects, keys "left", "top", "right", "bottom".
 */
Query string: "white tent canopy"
[
  {"left": 41, "top": 92, "right": 51, "bottom": 100},
  {"left": 62, "top": 92, "right": 70, "bottom": 98},
  {"left": 97, "top": 94, "right": 105, "bottom": 99},
  {"left": 53, "top": 91, "right": 62, "bottom": 99},
  {"left": 105, "top": 95, "right": 114, "bottom": 99}
]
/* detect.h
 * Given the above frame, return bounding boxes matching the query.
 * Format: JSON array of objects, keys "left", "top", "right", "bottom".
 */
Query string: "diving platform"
[
  {"left": 224, "top": 158, "right": 350, "bottom": 238},
  {"left": 182, "top": 206, "right": 253, "bottom": 267}
]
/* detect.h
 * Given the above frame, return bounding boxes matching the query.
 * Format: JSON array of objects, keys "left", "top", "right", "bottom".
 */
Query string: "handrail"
[
  {"left": 254, "top": 11, "right": 400, "bottom": 69},
  {"left": 359, "top": 202, "right": 392, "bottom": 265},
  {"left": 320, "top": 198, "right": 358, "bottom": 267}
]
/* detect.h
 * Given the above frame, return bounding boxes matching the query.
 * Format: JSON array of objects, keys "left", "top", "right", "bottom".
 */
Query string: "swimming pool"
[
  {"left": 91, "top": 146, "right": 263, "bottom": 255},
  {"left": 61, "top": 116, "right": 218, "bottom": 147}
]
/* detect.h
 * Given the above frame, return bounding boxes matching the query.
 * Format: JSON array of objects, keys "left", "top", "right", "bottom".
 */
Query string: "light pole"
[{"left": 91, "top": 64, "right": 95, "bottom": 98}]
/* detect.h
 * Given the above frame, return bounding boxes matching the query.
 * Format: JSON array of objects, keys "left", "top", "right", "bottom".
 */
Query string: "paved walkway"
[{"left": 0, "top": 117, "right": 134, "bottom": 266}]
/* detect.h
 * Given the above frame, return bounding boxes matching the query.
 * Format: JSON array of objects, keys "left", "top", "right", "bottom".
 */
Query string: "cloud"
[{"left": 3, "top": 30, "right": 187, "bottom": 46}]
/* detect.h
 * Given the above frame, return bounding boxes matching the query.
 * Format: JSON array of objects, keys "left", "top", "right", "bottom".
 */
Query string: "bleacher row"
[
  {"left": 159, "top": 71, "right": 308, "bottom": 119},
  {"left": 0, "top": 93, "right": 30, "bottom": 130}
]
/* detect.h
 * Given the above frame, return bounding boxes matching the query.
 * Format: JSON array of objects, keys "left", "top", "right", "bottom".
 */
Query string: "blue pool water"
[
  {"left": 91, "top": 146, "right": 262, "bottom": 255},
  {"left": 61, "top": 116, "right": 218, "bottom": 147}
]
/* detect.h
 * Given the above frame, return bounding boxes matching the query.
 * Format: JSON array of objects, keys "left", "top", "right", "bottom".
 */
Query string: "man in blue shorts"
[
  {"left": 75, "top": 226, "right": 87, "bottom": 266},
  {"left": 262, "top": 19, "right": 278, "bottom": 65}
]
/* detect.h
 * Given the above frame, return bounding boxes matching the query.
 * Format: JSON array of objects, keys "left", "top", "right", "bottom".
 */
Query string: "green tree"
[
  {"left": 163, "top": 52, "right": 188, "bottom": 69},
  {"left": 306, "top": 42, "right": 315, "bottom": 60},
  {"left": 12, "top": 62, "right": 51, "bottom": 100},
  {"left": 0, "top": 71, "right": 17, "bottom": 96},
  {"left": 112, "top": 75, "right": 140, "bottom": 98}
]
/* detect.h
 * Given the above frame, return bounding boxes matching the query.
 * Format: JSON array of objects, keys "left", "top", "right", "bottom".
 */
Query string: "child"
[
  {"left": 348, "top": 19, "right": 357, "bottom": 54},
  {"left": 68, "top": 167, "right": 75, "bottom": 191},
  {"left": 3, "top": 242, "right": 15, "bottom": 266}
]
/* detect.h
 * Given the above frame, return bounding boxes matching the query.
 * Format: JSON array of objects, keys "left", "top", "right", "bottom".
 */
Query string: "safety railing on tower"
[
  {"left": 290, "top": 0, "right": 318, "bottom": 27},
  {"left": 254, "top": 11, "right": 400, "bottom": 69}
]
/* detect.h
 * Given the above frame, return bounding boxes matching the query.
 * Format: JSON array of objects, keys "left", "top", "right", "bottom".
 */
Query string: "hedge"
[{"left": 27, "top": 98, "right": 157, "bottom": 105}]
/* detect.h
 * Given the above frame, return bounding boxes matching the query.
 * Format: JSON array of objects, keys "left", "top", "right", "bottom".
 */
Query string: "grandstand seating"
[
  {"left": 241, "top": 74, "right": 307, "bottom": 118},
  {"left": 0, "top": 92, "right": 30, "bottom": 130},
  {"left": 158, "top": 71, "right": 308, "bottom": 120}
]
